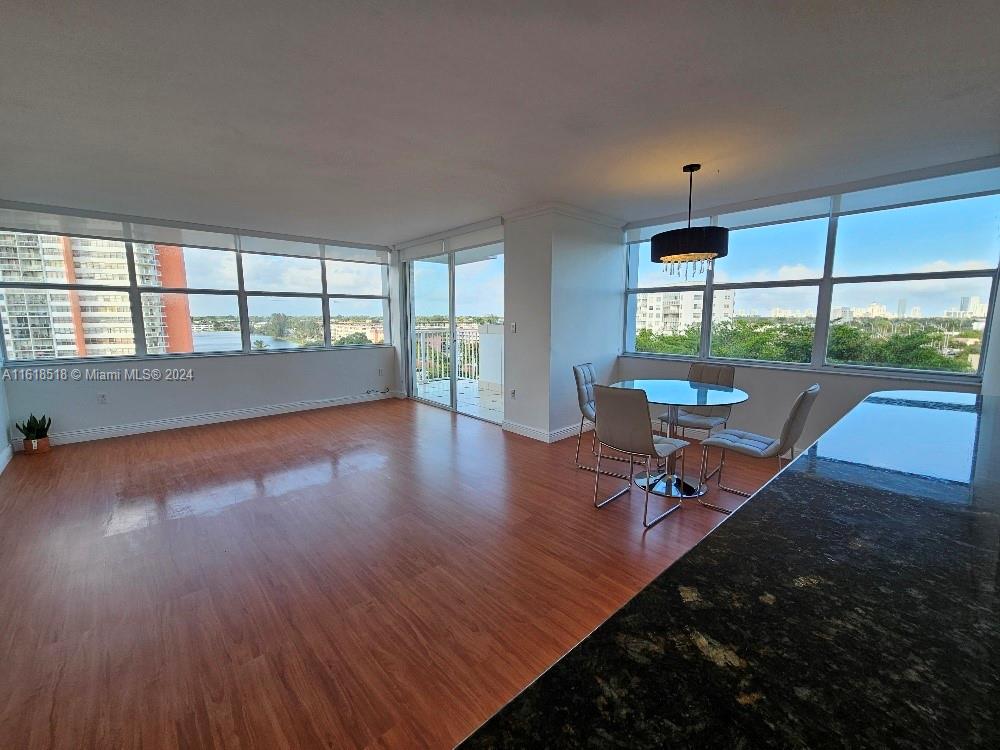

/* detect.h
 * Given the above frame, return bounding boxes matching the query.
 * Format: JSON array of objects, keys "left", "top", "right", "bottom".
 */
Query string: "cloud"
[
  {"left": 714, "top": 264, "right": 822, "bottom": 284},
  {"left": 914, "top": 259, "right": 992, "bottom": 273},
  {"left": 325, "top": 261, "right": 385, "bottom": 295}
]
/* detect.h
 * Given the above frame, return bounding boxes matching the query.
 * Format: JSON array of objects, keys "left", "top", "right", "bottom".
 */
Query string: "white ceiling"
[{"left": 1, "top": 1, "right": 998, "bottom": 245}]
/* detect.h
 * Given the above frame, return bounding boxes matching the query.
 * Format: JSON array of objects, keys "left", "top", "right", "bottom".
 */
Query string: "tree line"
[{"left": 635, "top": 317, "right": 979, "bottom": 372}]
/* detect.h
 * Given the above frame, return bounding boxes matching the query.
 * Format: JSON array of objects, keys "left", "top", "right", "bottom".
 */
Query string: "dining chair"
[
  {"left": 658, "top": 362, "right": 736, "bottom": 438},
  {"left": 571, "top": 363, "right": 598, "bottom": 468},
  {"left": 592, "top": 384, "right": 689, "bottom": 528},
  {"left": 699, "top": 384, "right": 820, "bottom": 497}
]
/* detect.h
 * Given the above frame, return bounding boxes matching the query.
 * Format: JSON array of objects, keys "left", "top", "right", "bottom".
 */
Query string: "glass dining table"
[{"left": 610, "top": 379, "right": 749, "bottom": 505}]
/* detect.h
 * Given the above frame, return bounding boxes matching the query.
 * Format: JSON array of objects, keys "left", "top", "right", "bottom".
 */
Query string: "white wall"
[
  {"left": 479, "top": 324, "right": 503, "bottom": 388},
  {"left": 548, "top": 213, "right": 624, "bottom": 435},
  {"left": 615, "top": 355, "right": 979, "bottom": 450},
  {"left": 501, "top": 207, "right": 624, "bottom": 441},
  {"left": 503, "top": 211, "right": 555, "bottom": 438},
  {"left": 5, "top": 347, "right": 397, "bottom": 445}
]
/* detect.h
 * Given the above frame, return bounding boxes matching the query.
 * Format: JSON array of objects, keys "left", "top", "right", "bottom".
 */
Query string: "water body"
[{"left": 192, "top": 331, "right": 302, "bottom": 352}]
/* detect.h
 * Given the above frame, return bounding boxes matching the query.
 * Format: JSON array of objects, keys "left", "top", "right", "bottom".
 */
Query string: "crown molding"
[
  {"left": 393, "top": 216, "right": 503, "bottom": 251},
  {"left": 502, "top": 202, "right": 624, "bottom": 230}
]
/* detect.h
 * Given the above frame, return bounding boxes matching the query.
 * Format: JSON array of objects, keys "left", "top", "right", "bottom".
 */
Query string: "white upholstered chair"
[
  {"left": 699, "top": 384, "right": 820, "bottom": 497},
  {"left": 659, "top": 362, "right": 736, "bottom": 437},
  {"left": 572, "top": 363, "right": 598, "bottom": 467},
  {"left": 593, "top": 385, "right": 689, "bottom": 528}
]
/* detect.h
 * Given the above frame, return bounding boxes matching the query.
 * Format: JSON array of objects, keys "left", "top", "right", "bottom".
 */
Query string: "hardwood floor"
[{"left": 0, "top": 399, "right": 774, "bottom": 749}]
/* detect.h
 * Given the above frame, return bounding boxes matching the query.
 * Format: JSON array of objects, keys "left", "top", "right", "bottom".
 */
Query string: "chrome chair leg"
[
  {"left": 594, "top": 443, "right": 632, "bottom": 509},
  {"left": 686, "top": 446, "right": 732, "bottom": 514},
  {"left": 575, "top": 417, "right": 631, "bottom": 478},
  {"left": 717, "top": 448, "right": 751, "bottom": 498},
  {"left": 701, "top": 444, "right": 722, "bottom": 482},
  {"left": 643, "top": 452, "right": 682, "bottom": 528}
]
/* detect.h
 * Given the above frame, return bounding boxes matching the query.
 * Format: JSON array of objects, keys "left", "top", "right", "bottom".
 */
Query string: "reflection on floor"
[
  {"left": 416, "top": 377, "right": 504, "bottom": 422},
  {"left": 0, "top": 398, "right": 769, "bottom": 749}
]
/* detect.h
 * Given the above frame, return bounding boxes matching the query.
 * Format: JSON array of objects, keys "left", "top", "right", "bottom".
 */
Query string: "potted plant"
[{"left": 16, "top": 414, "right": 52, "bottom": 454}]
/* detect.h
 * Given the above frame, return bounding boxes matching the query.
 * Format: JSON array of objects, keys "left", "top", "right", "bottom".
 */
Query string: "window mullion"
[
  {"left": 698, "top": 216, "right": 719, "bottom": 359},
  {"left": 0, "top": 304, "right": 10, "bottom": 363},
  {"left": 811, "top": 196, "right": 840, "bottom": 368},
  {"left": 234, "top": 241, "right": 251, "bottom": 354},
  {"left": 320, "top": 250, "right": 331, "bottom": 347},
  {"left": 124, "top": 238, "right": 148, "bottom": 357}
]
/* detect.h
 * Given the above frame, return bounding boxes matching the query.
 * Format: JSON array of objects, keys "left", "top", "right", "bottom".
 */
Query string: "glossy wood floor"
[{"left": 0, "top": 399, "right": 774, "bottom": 749}]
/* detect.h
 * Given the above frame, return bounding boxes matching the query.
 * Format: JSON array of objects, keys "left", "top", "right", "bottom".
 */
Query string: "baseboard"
[
  {"left": 502, "top": 419, "right": 592, "bottom": 444},
  {"left": 548, "top": 421, "right": 591, "bottom": 443},
  {"left": 42, "top": 392, "right": 395, "bottom": 447},
  {"left": 0, "top": 442, "right": 12, "bottom": 475},
  {"left": 502, "top": 420, "right": 551, "bottom": 442}
]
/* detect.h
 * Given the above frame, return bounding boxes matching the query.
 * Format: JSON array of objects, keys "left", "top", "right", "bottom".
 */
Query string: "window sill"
[
  {"left": 619, "top": 351, "right": 983, "bottom": 385},
  {"left": 1, "top": 343, "right": 395, "bottom": 368}
]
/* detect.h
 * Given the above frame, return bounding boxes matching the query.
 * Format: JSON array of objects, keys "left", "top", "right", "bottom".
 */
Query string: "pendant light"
[{"left": 651, "top": 163, "right": 728, "bottom": 279}]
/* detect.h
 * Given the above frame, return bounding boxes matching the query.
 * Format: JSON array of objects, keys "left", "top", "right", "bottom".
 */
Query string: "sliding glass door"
[
  {"left": 409, "top": 243, "right": 504, "bottom": 422},
  {"left": 454, "top": 245, "right": 504, "bottom": 421},
  {"left": 411, "top": 254, "right": 452, "bottom": 408}
]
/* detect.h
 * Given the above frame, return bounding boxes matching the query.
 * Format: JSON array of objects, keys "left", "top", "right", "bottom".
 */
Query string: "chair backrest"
[
  {"left": 572, "top": 363, "right": 597, "bottom": 417},
  {"left": 686, "top": 362, "right": 736, "bottom": 417},
  {"left": 593, "top": 385, "right": 657, "bottom": 457},
  {"left": 776, "top": 384, "right": 821, "bottom": 455}
]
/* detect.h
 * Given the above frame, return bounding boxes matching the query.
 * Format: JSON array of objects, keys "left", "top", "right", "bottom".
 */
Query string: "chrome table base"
[
  {"left": 632, "top": 470, "right": 733, "bottom": 515},
  {"left": 633, "top": 470, "right": 705, "bottom": 498}
]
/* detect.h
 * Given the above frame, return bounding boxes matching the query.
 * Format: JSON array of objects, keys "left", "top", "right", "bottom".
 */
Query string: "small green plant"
[{"left": 15, "top": 414, "right": 52, "bottom": 440}]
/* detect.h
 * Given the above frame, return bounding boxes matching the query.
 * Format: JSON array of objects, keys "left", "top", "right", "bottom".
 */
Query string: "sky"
[
  {"left": 155, "top": 192, "right": 1000, "bottom": 320},
  {"left": 412, "top": 251, "right": 504, "bottom": 318},
  {"left": 634, "top": 193, "right": 1000, "bottom": 317},
  {"left": 161, "top": 249, "right": 389, "bottom": 316}
]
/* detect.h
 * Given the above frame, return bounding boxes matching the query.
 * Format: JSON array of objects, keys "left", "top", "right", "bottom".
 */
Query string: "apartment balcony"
[
  {"left": 413, "top": 325, "right": 504, "bottom": 423},
  {"left": 415, "top": 377, "right": 504, "bottom": 422}
]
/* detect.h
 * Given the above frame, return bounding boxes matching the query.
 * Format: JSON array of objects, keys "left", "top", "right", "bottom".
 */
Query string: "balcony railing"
[{"left": 413, "top": 324, "right": 503, "bottom": 385}]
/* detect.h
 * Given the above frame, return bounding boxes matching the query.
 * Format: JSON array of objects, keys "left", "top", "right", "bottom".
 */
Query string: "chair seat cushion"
[
  {"left": 659, "top": 409, "right": 728, "bottom": 430},
  {"left": 652, "top": 434, "right": 688, "bottom": 458},
  {"left": 701, "top": 429, "right": 778, "bottom": 458},
  {"left": 581, "top": 403, "right": 596, "bottom": 422}
]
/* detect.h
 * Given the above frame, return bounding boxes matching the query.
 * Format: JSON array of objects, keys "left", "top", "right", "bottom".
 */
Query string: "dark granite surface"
[{"left": 460, "top": 390, "right": 1000, "bottom": 749}]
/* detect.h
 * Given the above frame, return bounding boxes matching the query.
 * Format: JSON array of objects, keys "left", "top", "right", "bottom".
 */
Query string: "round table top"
[{"left": 611, "top": 378, "right": 749, "bottom": 407}]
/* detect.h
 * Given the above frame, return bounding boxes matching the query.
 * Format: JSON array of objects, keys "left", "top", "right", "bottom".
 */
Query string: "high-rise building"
[
  {"left": 945, "top": 295, "right": 988, "bottom": 319},
  {"left": 635, "top": 289, "right": 734, "bottom": 335},
  {"left": 0, "top": 232, "right": 192, "bottom": 359},
  {"left": 850, "top": 302, "right": 890, "bottom": 318}
]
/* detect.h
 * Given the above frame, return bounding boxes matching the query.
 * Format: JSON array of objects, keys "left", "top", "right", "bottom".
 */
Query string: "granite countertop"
[{"left": 460, "top": 390, "right": 1000, "bottom": 749}]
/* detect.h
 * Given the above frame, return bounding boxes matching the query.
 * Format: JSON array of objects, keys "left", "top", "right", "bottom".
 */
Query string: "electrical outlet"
[
  {"left": 378, "top": 367, "right": 383, "bottom": 376},
  {"left": 97, "top": 393, "right": 108, "bottom": 405},
  {"left": 510, "top": 388, "right": 516, "bottom": 399},
  {"left": 510, "top": 321, "right": 517, "bottom": 333}
]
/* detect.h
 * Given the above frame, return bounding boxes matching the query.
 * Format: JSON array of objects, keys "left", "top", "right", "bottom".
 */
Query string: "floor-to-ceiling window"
[
  {"left": 454, "top": 244, "right": 504, "bottom": 421},
  {"left": 411, "top": 254, "right": 452, "bottom": 408},
  {"left": 408, "top": 241, "right": 504, "bottom": 423}
]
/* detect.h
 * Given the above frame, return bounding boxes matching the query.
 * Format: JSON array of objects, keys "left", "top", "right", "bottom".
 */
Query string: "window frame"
[
  {"left": 0, "top": 232, "right": 392, "bottom": 365},
  {"left": 624, "top": 189, "right": 1000, "bottom": 381}
]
